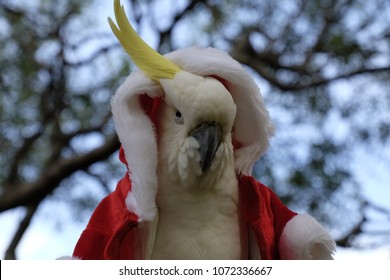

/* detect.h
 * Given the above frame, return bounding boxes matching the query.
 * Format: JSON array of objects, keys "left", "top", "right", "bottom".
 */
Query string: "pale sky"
[{"left": 1, "top": 0, "right": 389, "bottom": 260}]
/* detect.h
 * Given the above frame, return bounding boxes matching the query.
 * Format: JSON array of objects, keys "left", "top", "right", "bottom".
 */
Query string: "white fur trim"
[
  {"left": 279, "top": 214, "right": 336, "bottom": 260},
  {"left": 56, "top": 256, "right": 81, "bottom": 260},
  {"left": 165, "top": 47, "right": 274, "bottom": 175},
  {"left": 111, "top": 71, "right": 162, "bottom": 221}
]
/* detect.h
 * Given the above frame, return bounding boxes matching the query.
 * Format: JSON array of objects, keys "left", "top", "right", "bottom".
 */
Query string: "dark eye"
[{"left": 175, "top": 110, "right": 184, "bottom": 125}]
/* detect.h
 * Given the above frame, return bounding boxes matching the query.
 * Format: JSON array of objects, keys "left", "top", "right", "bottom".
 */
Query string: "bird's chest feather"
[{"left": 151, "top": 175, "right": 241, "bottom": 259}]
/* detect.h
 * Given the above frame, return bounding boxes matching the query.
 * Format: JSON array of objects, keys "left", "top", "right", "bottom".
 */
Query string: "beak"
[{"left": 189, "top": 122, "right": 222, "bottom": 172}]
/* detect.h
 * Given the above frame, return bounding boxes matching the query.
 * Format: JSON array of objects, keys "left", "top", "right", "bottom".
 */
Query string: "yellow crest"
[{"left": 108, "top": 0, "right": 181, "bottom": 81}]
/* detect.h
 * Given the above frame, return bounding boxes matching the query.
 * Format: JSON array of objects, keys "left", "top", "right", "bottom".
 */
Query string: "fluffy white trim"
[
  {"left": 279, "top": 214, "right": 336, "bottom": 259},
  {"left": 111, "top": 71, "right": 162, "bottom": 221},
  {"left": 56, "top": 256, "right": 81, "bottom": 260}
]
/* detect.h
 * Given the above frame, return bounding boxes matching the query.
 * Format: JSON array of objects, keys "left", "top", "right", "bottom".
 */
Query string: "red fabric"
[
  {"left": 72, "top": 163, "right": 297, "bottom": 260},
  {"left": 73, "top": 172, "right": 140, "bottom": 259},
  {"left": 238, "top": 175, "right": 297, "bottom": 259},
  {"left": 139, "top": 94, "right": 162, "bottom": 125}
]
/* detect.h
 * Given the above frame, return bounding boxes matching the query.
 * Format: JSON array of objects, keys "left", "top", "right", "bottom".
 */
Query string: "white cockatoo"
[{"left": 70, "top": 0, "right": 336, "bottom": 260}]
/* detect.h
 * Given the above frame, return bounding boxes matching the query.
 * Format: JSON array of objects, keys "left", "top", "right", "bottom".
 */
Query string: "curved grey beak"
[{"left": 189, "top": 122, "right": 222, "bottom": 172}]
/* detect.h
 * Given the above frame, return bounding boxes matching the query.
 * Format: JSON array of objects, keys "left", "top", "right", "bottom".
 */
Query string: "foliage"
[{"left": 0, "top": 0, "right": 389, "bottom": 259}]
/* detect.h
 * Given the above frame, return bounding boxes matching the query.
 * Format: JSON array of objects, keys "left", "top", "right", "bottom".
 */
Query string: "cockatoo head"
[{"left": 157, "top": 72, "right": 237, "bottom": 187}]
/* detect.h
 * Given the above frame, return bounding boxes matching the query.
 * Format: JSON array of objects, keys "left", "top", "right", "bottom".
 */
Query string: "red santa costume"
[{"left": 71, "top": 47, "right": 336, "bottom": 260}]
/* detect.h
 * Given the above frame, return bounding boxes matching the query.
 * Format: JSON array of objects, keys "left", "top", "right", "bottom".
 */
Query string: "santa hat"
[{"left": 111, "top": 46, "right": 275, "bottom": 221}]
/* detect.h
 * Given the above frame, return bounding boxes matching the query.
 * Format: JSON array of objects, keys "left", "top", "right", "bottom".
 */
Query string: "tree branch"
[
  {"left": 233, "top": 39, "right": 390, "bottom": 91},
  {"left": 155, "top": 0, "right": 207, "bottom": 52},
  {"left": 335, "top": 200, "right": 390, "bottom": 248},
  {"left": 5, "top": 129, "right": 43, "bottom": 188},
  {"left": 84, "top": 169, "right": 112, "bottom": 196},
  {"left": 367, "top": 200, "right": 390, "bottom": 219},
  {"left": 65, "top": 43, "right": 120, "bottom": 68},
  {"left": 0, "top": 136, "right": 120, "bottom": 213},
  {"left": 336, "top": 216, "right": 366, "bottom": 248},
  {"left": 4, "top": 203, "right": 39, "bottom": 260}
]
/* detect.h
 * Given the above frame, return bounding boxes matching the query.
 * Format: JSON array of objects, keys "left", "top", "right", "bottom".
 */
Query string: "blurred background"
[{"left": 0, "top": 0, "right": 389, "bottom": 259}]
